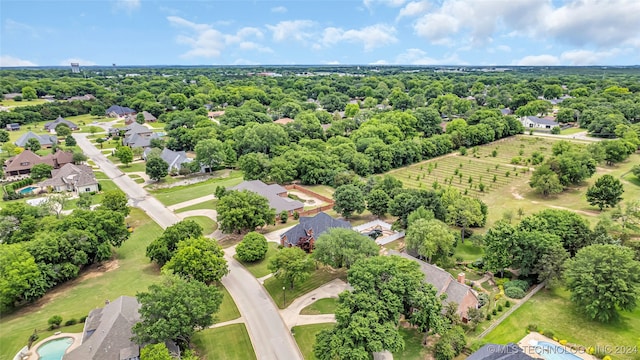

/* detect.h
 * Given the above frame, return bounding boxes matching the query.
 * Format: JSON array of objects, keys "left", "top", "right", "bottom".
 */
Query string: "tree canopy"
[{"left": 313, "top": 228, "right": 379, "bottom": 269}]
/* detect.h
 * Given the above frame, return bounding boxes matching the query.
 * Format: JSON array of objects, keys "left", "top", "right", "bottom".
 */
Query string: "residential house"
[
  {"left": 500, "top": 108, "right": 513, "bottom": 116},
  {"left": 3, "top": 93, "right": 21, "bottom": 100},
  {"left": 519, "top": 116, "right": 558, "bottom": 129},
  {"left": 208, "top": 111, "right": 225, "bottom": 119},
  {"left": 105, "top": 105, "right": 136, "bottom": 118},
  {"left": 141, "top": 111, "right": 157, "bottom": 122},
  {"left": 117, "top": 123, "right": 159, "bottom": 148},
  {"left": 280, "top": 212, "right": 351, "bottom": 251},
  {"left": 63, "top": 296, "right": 141, "bottom": 360},
  {"left": 124, "top": 111, "right": 157, "bottom": 125},
  {"left": 14, "top": 131, "right": 57, "bottom": 148},
  {"left": 467, "top": 343, "right": 535, "bottom": 360},
  {"left": 230, "top": 180, "right": 304, "bottom": 215},
  {"left": 143, "top": 147, "right": 193, "bottom": 173},
  {"left": 39, "top": 163, "right": 99, "bottom": 194},
  {"left": 44, "top": 116, "right": 79, "bottom": 131},
  {"left": 274, "top": 117, "right": 294, "bottom": 125},
  {"left": 390, "top": 250, "right": 480, "bottom": 321},
  {"left": 5, "top": 123, "right": 20, "bottom": 131},
  {"left": 3, "top": 150, "right": 73, "bottom": 177},
  {"left": 67, "top": 94, "right": 96, "bottom": 101}
]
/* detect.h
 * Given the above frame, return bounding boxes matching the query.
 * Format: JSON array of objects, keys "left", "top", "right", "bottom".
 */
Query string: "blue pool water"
[
  {"left": 36, "top": 337, "right": 73, "bottom": 360},
  {"left": 19, "top": 186, "right": 37, "bottom": 195},
  {"left": 535, "top": 341, "right": 583, "bottom": 360}
]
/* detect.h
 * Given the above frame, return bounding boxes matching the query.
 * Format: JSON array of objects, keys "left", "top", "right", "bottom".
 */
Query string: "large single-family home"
[
  {"left": 39, "top": 163, "right": 99, "bottom": 194},
  {"left": 124, "top": 111, "right": 157, "bottom": 125},
  {"left": 63, "top": 296, "right": 141, "bottom": 360},
  {"left": 230, "top": 180, "right": 304, "bottom": 215},
  {"left": 3, "top": 150, "right": 73, "bottom": 177},
  {"left": 467, "top": 343, "right": 535, "bottom": 360},
  {"left": 14, "top": 131, "right": 57, "bottom": 148},
  {"left": 105, "top": 105, "right": 136, "bottom": 118},
  {"left": 114, "top": 123, "right": 159, "bottom": 148},
  {"left": 143, "top": 147, "right": 193, "bottom": 173},
  {"left": 67, "top": 94, "right": 96, "bottom": 101},
  {"left": 519, "top": 116, "right": 558, "bottom": 129},
  {"left": 5, "top": 123, "right": 20, "bottom": 131},
  {"left": 390, "top": 250, "right": 480, "bottom": 322},
  {"left": 274, "top": 117, "right": 294, "bottom": 125},
  {"left": 280, "top": 212, "right": 352, "bottom": 251},
  {"left": 44, "top": 116, "right": 79, "bottom": 132}
]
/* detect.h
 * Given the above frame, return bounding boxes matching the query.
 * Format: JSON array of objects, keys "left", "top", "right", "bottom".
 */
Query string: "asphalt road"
[{"left": 74, "top": 133, "right": 302, "bottom": 360}]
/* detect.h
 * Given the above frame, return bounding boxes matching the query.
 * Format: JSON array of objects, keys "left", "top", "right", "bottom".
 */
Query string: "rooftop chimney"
[{"left": 457, "top": 273, "right": 465, "bottom": 284}]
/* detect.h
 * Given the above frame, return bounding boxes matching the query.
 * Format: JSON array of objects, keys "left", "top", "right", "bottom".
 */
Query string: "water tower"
[{"left": 71, "top": 62, "right": 80, "bottom": 73}]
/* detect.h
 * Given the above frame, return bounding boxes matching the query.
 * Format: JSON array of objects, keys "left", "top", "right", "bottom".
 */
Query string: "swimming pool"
[
  {"left": 36, "top": 337, "right": 73, "bottom": 360},
  {"left": 535, "top": 341, "right": 583, "bottom": 360},
  {"left": 19, "top": 186, "right": 37, "bottom": 195}
]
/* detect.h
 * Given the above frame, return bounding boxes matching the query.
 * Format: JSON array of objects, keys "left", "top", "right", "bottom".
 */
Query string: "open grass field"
[
  {"left": 0, "top": 98, "right": 49, "bottom": 108},
  {"left": 560, "top": 127, "right": 585, "bottom": 135},
  {"left": 192, "top": 324, "right": 256, "bottom": 360},
  {"left": 149, "top": 171, "right": 243, "bottom": 206},
  {"left": 236, "top": 242, "right": 279, "bottom": 278},
  {"left": 300, "top": 298, "right": 338, "bottom": 315},
  {"left": 484, "top": 287, "right": 640, "bottom": 360},
  {"left": 292, "top": 323, "right": 334, "bottom": 360},
  {"left": 264, "top": 267, "right": 347, "bottom": 309},
  {"left": 184, "top": 215, "right": 218, "bottom": 235},
  {"left": 175, "top": 199, "right": 218, "bottom": 213}
]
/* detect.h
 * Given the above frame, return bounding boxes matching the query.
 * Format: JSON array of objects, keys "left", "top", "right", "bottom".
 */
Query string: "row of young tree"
[{"left": 0, "top": 190, "right": 131, "bottom": 313}]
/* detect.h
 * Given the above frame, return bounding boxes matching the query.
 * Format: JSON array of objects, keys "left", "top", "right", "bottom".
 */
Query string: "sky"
[{"left": 1, "top": 0, "right": 639, "bottom": 67}]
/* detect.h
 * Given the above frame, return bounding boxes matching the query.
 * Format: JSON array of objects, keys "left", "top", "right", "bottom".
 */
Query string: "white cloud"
[
  {"left": 320, "top": 24, "right": 397, "bottom": 51},
  {"left": 370, "top": 59, "right": 389, "bottom": 65},
  {"left": 233, "top": 58, "right": 259, "bottom": 65},
  {"left": 515, "top": 54, "right": 560, "bottom": 66},
  {"left": 364, "top": 0, "right": 406, "bottom": 8},
  {"left": 60, "top": 58, "right": 97, "bottom": 66},
  {"left": 414, "top": 12, "right": 460, "bottom": 45},
  {"left": 324, "top": 60, "right": 341, "bottom": 65},
  {"left": 271, "top": 6, "right": 287, "bottom": 13},
  {"left": 559, "top": 48, "right": 626, "bottom": 66},
  {"left": 114, "top": 0, "right": 140, "bottom": 13},
  {"left": 393, "top": 48, "right": 466, "bottom": 65},
  {"left": 267, "top": 20, "right": 315, "bottom": 42},
  {"left": 0, "top": 55, "right": 37, "bottom": 67},
  {"left": 4, "top": 19, "right": 39, "bottom": 38},
  {"left": 397, "top": 1, "right": 430, "bottom": 19},
  {"left": 168, "top": 16, "right": 267, "bottom": 58}
]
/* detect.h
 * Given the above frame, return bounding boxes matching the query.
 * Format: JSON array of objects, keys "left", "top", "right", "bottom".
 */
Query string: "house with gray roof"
[
  {"left": 14, "top": 131, "right": 57, "bottom": 148},
  {"left": 44, "top": 116, "right": 79, "bottom": 131},
  {"left": 143, "top": 147, "right": 193, "bottom": 173},
  {"left": 389, "top": 250, "right": 480, "bottom": 321},
  {"left": 5, "top": 123, "right": 20, "bottom": 131},
  {"left": 467, "top": 343, "right": 535, "bottom": 360},
  {"left": 519, "top": 115, "right": 558, "bottom": 129},
  {"left": 39, "top": 163, "right": 99, "bottom": 194},
  {"left": 230, "top": 180, "right": 304, "bottom": 215},
  {"left": 280, "top": 212, "right": 351, "bottom": 251},
  {"left": 106, "top": 105, "right": 136, "bottom": 118},
  {"left": 64, "top": 296, "right": 141, "bottom": 360},
  {"left": 116, "top": 123, "right": 159, "bottom": 148}
]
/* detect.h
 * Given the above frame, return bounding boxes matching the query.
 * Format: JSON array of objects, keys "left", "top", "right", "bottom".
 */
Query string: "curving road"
[{"left": 73, "top": 133, "right": 302, "bottom": 360}]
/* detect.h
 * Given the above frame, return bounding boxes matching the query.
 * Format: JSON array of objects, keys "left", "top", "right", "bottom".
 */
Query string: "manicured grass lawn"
[
  {"left": 150, "top": 171, "right": 243, "bottom": 206},
  {"left": 145, "top": 121, "right": 166, "bottom": 129},
  {"left": 454, "top": 241, "right": 484, "bottom": 262},
  {"left": 392, "top": 327, "right": 429, "bottom": 360},
  {"left": 94, "top": 171, "right": 109, "bottom": 179},
  {"left": 302, "top": 185, "right": 335, "bottom": 198},
  {"left": 0, "top": 98, "right": 49, "bottom": 108},
  {"left": 235, "top": 243, "right": 279, "bottom": 278},
  {"left": 264, "top": 267, "right": 347, "bottom": 309},
  {"left": 117, "top": 162, "right": 147, "bottom": 173},
  {"left": 300, "top": 298, "right": 338, "bottom": 315},
  {"left": 0, "top": 209, "right": 164, "bottom": 360},
  {"left": 216, "top": 285, "right": 241, "bottom": 323},
  {"left": 292, "top": 323, "right": 334, "bottom": 360},
  {"left": 560, "top": 127, "right": 585, "bottom": 135},
  {"left": 484, "top": 287, "right": 640, "bottom": 359},
  {"left": 175, "top": 199, "right": 218, "bottom": 213},
  {"left": 184, "top": 216, "right": 218, "bottom": 234},
  {"left": 192, "top": 324, "right": 256, "bottom": 360}
]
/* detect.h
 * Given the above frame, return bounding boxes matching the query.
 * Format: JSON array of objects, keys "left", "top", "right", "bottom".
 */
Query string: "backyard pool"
[
  {"left": 36, "top": 337, "right": 73, "bottom": 360},
  {"left": 535, "top": 341, "right": 583, "bottom": 360},
  {"left": 19, "top": 186, "right": 37, "bottom": 195}
]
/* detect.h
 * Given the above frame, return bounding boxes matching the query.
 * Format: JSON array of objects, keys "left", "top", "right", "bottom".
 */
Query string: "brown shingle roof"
[
  {"left": 274, "top": 117, "right": 294, "bottom": 125},
  {"left": 4, "top": 150, "right": 46, "bottom": 173}
]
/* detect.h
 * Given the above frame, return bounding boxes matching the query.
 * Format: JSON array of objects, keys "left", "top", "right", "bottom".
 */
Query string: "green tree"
[
  {"left": 344, "top": 103, "right": 360, "bottom": 118},
  {"left": 236, "top": 232, "right": 268, "bottom": 262},
  {"left": 483, "top": 220, "right": 517, "bottom": 277},
  {"left": 279, "top": 210, "right": 289, "bottom": 223},
  {"left": 146, "top": 220, "right": 203, "bottom": 266},
  {"left": 72, "top": 151, "right": 87, "bottom": 164},
  {"left": 146, "top": 156, "right": 169, "bottom": 181},
  {"left": 195, "top": 139, "right": 225, "bottom": 170},
  {"left": 64, "top": 135, "right": 76, "bottom": 147},
  {"left": 633, "top": 165, "right": 640, "bottom": 180},
  {"left": 434, "top": 326, "right": 466, "bottom": 360},
  {"left": 268, "top": 247, "right": 313, "bottom": 289},
  {"left": 333, "top": 184, "right": 365, "bottom": 219},
  {"left": 586, "top": 175, "right": 624, "bottom": 210},
  {"left": 405, "top": 218, "right": 455, "bottom": 264},
  {"left": 529, "top": 164, "right": 564, "bottom": 196},
  {"left": 217, "top": 190, "right": 275, "bottom": 233},
  {"left": 101, "top": 189, "right": 130, "bottom": 216},
  {"left": 55, "top": 124, "right": 71, "bottom": 137},
  {"left": 76, "top": 192, "right": 92, "bottom": 210},
  {"left": 409, "top": 283, "right": 445, "bottom": 343},
  {"left": 0, "top": 129, "right": 9, "bottom": 143},
  {"left": 313, "top": 228, "right": 379, "bottom": 269},
  {"left": 21, "top": 86, "right": 37, "bottom": 100},
  {"left": 565, "top": 244, "right": 640, "bottom": 322},
  {"left": 136, "top": 113, "right": 146, "bottom": 125},
  {"left": 0, "top": 244, "right": 45, "bottom": 313},
  {"left": 132, "top": 276, "right": 223, "bottom": 347},
  {"left": 25, "top": 138, "right": 41, "bottom": 152},
  {"left": 140, "top": 343, "right": 173, "bottom": 360},
  {"left": 115, "top": 146, "right": 134, "bottom": 166},
  {"left": 366, "top": 189, "right": 390, "bottom": 218},
  {"left": 445, "top": 197, "right": 484, "bottom": 243},
  {"left": 30, "top": 163, "right": 53, "bottom": 180},
  {"left": 48, "top": 315, "right": 63, "bottom": 329},
  {"left": 90, "top": 105, "right": 106, "bottom": 117},
  {"left": 163, "top": 237, "right": 228, "bottom": 284}
]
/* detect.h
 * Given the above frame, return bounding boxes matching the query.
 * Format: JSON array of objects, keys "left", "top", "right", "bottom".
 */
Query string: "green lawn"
[
  {"left": 300, "top": 298, "right": 338, "bottom": 315},
  {"left": 235, "top": 243, "right": 279, "bottom": 278},
  {"left": 175, "top": 200, "right": 218, "bottom": 213},
  {"left": 560, "top": 127, "right": 585, "bottom": 135},
  {"left": 217, "top": 285, "right": 241, "bottom": 323},
  {"left": 484, "top": 287, "right": 640, "bottom": 359},
  {"left": 0, "top": 209, "right": 164, "bottom": 360},
  {"left": 184, "top": 216, "right": 218, "bottom": 235},
  {"left": 145, "top": 121, "right": 166, "bottom": 129},
  {"left": 264, "top": 267, "right": 347, "bottom": 309},
  {"left": 393, "top": 327, "right": 429, "bottom": 360},
  {"left": 117, "top": 162, "right": 147, "bottom": 173},
  {"left": 0, "top": 98, "right": 49, "bottom": 108},
  {"left": 383, "top": 239, "right": 405, "bottom": 251},
  {"left": 292, "top": 323, "right": 334, "bottom": 360},
  {"left": 192, "top": 324, "right": 256, "bottom": 360},
  {"left": 150, "top": 171, "right": 243, "bottom": 206},
  {"left": 454, "top": 241, "right": 484, "bottom": 262}
]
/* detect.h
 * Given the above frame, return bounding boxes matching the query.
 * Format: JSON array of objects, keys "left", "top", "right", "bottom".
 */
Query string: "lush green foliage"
[
  {"left": 586, "top": 175, "right": 624, "bottom": 210},
  {"left": 268, "top": 247, "right": 313, "bottom": 290},
  {"left": 163, "top": 237, "right": 228, "bottom": 284},
  {"left": 236, "top": 232, "right": 268, "bottom": 262},
  {"left": 313, "top": 228, "right": 379, "bottom": 269},
  {"left": 146, "top": 220, "right": 203, "bottom": 266},
  {"left": 216, "top": 190, "right": 276, "bottom": 233}
]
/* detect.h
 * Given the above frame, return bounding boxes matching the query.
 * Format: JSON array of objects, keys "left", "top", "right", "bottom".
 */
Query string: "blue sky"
[{"left": 1, "top": 0, "right": 639, "bottom": 66}]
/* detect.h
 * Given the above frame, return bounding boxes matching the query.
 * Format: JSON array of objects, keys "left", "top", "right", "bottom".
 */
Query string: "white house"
[
  {"left": 519, "top": 116, "right": 558, "bottom": 129},
  {"left": 39, "top": 163, "right": 99, "bottom": 194}
]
